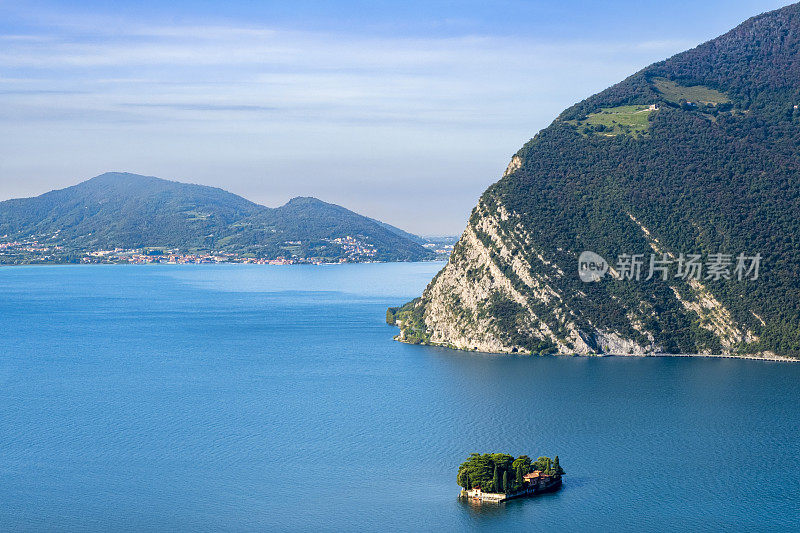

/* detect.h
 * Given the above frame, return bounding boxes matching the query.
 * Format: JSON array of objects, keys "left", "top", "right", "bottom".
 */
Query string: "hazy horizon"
[{"left": 0, "top": 0, "right": 789, "bottom": 234}]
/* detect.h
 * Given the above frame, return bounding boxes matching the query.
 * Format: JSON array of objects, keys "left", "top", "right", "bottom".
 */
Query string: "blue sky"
[{"left": 0, "top": 0, "right": 790, "bottom": 234}]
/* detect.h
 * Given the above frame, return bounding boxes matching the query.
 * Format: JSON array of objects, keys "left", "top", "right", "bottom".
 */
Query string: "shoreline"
[
  {"left": 0, "top": 259, "right": 448, "bottom": 268},
  {"left": 630, "top": 352, "right": 798, "bottom": 363},
  {"left": 394, "top": 338, "right": 798, "bottom": 363}
]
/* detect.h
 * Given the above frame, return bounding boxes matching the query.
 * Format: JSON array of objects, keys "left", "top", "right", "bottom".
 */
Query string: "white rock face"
[
  {"left": 398, "top": 191, "right": 761, "bottom": 358},
  {"left": 409, "top": 194, "right": 657, "bottom": 355},
  {"left": 627, "top": 213, "right": 758, "bottom": 353},
  {"left": 503, "top": 155, "right": 523, "bottom": 177}
]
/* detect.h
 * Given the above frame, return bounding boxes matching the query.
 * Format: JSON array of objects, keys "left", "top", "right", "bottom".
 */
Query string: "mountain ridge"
[
  {"left": 391, "top": 2, "right": 800, "bottom": 359},
  {"left": 0, "top": 172, "right": 434, "bottom": 263}
]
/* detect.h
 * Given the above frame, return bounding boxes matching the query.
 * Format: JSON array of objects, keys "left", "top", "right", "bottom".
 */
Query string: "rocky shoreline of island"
[
  {"left": 632, "top": 352, "right": 798, "bottom": 363},
  {"left": 387, "top": 315, "right": 798, "bottom": 363}
]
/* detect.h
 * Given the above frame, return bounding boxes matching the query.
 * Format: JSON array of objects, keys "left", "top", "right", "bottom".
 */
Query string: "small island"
[{"left": 458, "top": 453, "right": 564, "bottom": 502}]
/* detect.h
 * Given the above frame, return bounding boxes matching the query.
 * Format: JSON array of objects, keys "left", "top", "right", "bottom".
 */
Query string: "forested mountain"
[
  {"left": 391, "top": 3, "right": 800, "bottom": 358},
  {"left": 0, "top": 172, "right": 433, "bottom": 262}
]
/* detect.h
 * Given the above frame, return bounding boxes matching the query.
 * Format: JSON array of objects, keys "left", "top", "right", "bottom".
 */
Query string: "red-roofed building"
[
  {"left": 523, "top": 470, "right": 542, "bottom": 482},
  {"left": 523, "top": 470, "right": 555, "bottom": 489}
]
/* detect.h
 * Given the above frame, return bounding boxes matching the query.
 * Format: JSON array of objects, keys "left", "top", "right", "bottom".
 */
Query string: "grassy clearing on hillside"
[
  {"left": 652, "top": 77, "right": 730, "bottom": 105},
  {"left": 568, "top": 105, "right": 654, "bottom": 137},
  {"left": 185, "top": 210, "right": 211, "bottom": 221}
]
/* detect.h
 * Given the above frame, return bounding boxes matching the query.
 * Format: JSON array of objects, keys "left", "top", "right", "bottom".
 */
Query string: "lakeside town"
[{"left": 0, "top": 235, "right": 455, "bottom": 265}]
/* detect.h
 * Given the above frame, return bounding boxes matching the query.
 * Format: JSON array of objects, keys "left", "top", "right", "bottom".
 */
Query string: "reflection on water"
[{"left": 463, "top": 498, "right": 507, "bottom": 516}]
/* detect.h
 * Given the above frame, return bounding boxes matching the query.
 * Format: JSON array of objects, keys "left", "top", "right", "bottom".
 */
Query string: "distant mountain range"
[{"left": 0, "top": 172, "right": 435, "bottom": 264}]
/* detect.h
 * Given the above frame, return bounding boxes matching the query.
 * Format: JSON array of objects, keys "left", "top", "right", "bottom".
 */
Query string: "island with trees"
[{"left": 457, "top": 453, "right": 564, "bottom": 502}]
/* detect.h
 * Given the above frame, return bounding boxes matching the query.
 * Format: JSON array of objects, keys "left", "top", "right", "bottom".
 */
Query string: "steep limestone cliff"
[{"left": 391, "top": 4, "right": 800, "bottom": 359}]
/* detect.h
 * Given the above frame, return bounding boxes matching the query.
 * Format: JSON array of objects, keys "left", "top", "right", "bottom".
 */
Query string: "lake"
[{"left": 1, "top": 263, "right": 799, "bottom": 531}]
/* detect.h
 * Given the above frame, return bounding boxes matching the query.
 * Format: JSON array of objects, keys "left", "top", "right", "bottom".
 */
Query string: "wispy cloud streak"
[{"left": 0, "top": 12, "right": 697, "bottom": 232}]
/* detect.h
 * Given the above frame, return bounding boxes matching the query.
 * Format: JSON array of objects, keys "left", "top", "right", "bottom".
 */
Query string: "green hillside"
[
  {"left": 395, "top": 3, "right": 800, "bottom": 358},
  {"left": 567, "top": 105, "right": 654, "bottom": 137},
  {"left": 0, "top": 172, "right": 434, "bottom": 263}
]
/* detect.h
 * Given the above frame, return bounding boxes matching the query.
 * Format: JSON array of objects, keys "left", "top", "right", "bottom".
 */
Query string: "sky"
[{"left": 0, "top": 0, "right": 791, "bottom": 234}]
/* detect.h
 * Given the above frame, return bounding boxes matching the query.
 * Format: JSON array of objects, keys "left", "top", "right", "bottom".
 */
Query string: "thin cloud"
[
  {"left": 0, "top": 12, "right": 701, "bottom": 233},
  {"left": 120, "top": 102, "right": 280, "bottom": 112}
]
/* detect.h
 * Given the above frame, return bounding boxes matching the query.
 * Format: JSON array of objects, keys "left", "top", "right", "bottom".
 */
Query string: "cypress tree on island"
[{"left": 458, "top": 453, "right": 564, "bottom": 500}]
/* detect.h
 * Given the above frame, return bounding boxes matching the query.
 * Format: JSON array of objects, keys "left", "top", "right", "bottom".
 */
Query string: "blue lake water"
[{"left": 1, "top": 263, "right": 799, "bottom": 531}]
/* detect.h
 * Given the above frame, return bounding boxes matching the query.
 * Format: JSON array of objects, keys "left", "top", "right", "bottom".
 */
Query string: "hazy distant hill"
[
  {"left": 370, "top": 219, "right": 428, "bottom": 245},
  {"left": 0, "top": 172, "right": 434, "bottom": 262},
  {"left": 392, "top": 3, "right": 800, "bottom": 358}
]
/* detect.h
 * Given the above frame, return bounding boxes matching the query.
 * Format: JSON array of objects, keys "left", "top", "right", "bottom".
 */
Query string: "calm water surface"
[{"left": 1, "top": 263, "right": 799, "bottom": 531}]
